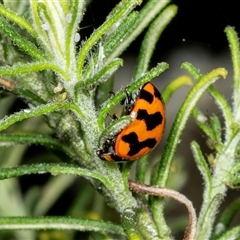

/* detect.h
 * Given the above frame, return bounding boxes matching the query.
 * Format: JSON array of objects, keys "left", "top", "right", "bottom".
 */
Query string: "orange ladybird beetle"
[{"left": 97, "top": 82, "right": 166, "bottom": 162}]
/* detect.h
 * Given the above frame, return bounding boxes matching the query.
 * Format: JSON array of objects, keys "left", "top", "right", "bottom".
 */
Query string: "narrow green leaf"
[
  {"left": 195, "top": 194, "right": 223, "bottom": 239},
  {"left": 134, "top": 5, "right": 177, "bottom": 80},
  {"left": 217, "top": 226, "right": 240, "bottom": 240},
  {"left": 103, "top": 11, "right": 139, "bottom": 57},
  {"left": 212, "top": 198, "right": 240, "bottom": 239},
  {"left": 0, "top": 163, "right": 110, "bottom": 187},
  {"left": 0, "top": 62, "right": 69, "bottom": 81},
  {"left": 208, "top": 86, "right": 233, "bottom": 142},
  {"left": 182, "top": 62, "right": 232, "bottom": 142},
  {"left": 65, "top": 0, "right": 85, "bottom": 72},
  {"left": 77, "top": 0, "right": 139, "bottom": 79},
  {"left": 98, "top": 116, "right": 132, "bottom": 147},
  {"left": 0, "top": 102, "right": 84, "bottom": 132},
  {"left": 0, "top": 216, "right": 125, "bottom": 235},
  {"left": 190, "top": 141, "right": 212, "bottom": 200},
  {"left": 181, "top": 62, "right": 201, "bottom": 80},
  {"left": 0, "top": 16, "right": 45, "bottom": 60},
  {"left": 107, "top": 0, "right": 171, "bottom": 63},
  {"left": 0, "top": 4, "right": 37, "bottom": 38},
  {"left": 74, "top": 58, "right": 123, "bottom": 101},
  {"left": 229, "top": 161, "right": 240, "bottom": 186},
  {"left": 30, "top": 1, "right": 50, "bottom": 52},
  {"left": 209, "top": 115, "right": 222, "bottom": 144},
  {"left": 197, "top": 129, "right": 240, "bottom": 240},
  {"left": 225, "top": 26, "right": 240, "bottom": 122},
  {"left": 161, "top": 75, "right": 192, "bottom": 104},
  {"left": 14, "top": 87, "right": 46, "bottom": 104},
  {"left": 37, "top": 3, "right": 64, "bottom": 57},
  {"left": 192, "top": 108, "right": 216, "bottom": 141}
]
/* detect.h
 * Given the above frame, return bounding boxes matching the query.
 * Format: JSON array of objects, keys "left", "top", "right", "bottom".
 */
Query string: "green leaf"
[
  {"left": 225, "top": 26, "right": 240, "bottom": 122},
  {"left": 77, "top": 0, "right": 139, "bottom": 80},
  {"left": 209, "top": 115, "right": 222, "bottom": 145},
  {"left": 195, "top": 194, "right": 223, "bottom": 240},
  {"left": 0, "top": 102, "right": 84, "bottom": 132},
  {"left": 0, "top": 4, "right": 37, "bottom": 38},
  {"left": 0, "top": 62, "right": 69, "bottom": 80},
  {"left": 74, "top": 58, "right": 123, "bottom": 101},
  {"left": 0, "top": 16, "right": 45, "bottom": 60},
  {"left": 216, "top": 226, "right": 240, "bottom": 240},
  {"left": 0, "top": 163, "right": 110, "bottom": 187},
  {"left": 65, "top": 1, "right": 86, "bottom": 72},
  {"left": 181, "top": 62, "right": 201, "bottom": 80},
  {"left": 212, "top": 198, "right": 240, "bottom": 239},
  {"left": 208, "top": 87, "right": 233, "bottom": 142},
  {"left": 182, "top": 62, "right": 233, "bottom": 140},
  {"left": 103, "top": 11, "right": 139, "bottom": 58},
  {"left": 0, "top": 216, "right": 125, "bottom": 235},
  {"left": 98, "top": 115, "right": 132, "bottom": 147},
  {"left": 161, "top": 75, "right": 192, "bottom": 104},
  {"left": 192, "top": 108, "right": 216, "bottom": 142},
  {"left": 191, "top": 141, "right": 212, "bottom": 201},
  {"left": 134, "top": 5, "right": 177, "bottom": 80},
  {"left": 107, "top": 0, "right": 171, "bottom": 63}
]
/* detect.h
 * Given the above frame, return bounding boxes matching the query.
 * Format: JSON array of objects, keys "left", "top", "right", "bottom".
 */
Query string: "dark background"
[{"left": 82, "top": 1, "right": 240, "bottom": 53}]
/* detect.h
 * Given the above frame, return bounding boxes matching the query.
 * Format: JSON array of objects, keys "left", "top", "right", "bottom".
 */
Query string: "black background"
[{"left": 82, "top": 1, "right": 240, "bottom": 54}]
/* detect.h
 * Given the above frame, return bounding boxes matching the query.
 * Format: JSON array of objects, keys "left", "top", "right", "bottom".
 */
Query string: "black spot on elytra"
[
  {"left": 137, "top": 109, "right": 163, "bottom": 131},
  {"left": 138, "top": 89, "right": 154, "bottom": 103},
  {"left": 122, "top": 132, "right": 157, "bottom": 156}
]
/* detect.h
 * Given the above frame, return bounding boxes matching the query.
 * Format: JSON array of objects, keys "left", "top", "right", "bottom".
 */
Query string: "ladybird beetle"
[{"left": 97, "top": 82, "right": 166, "bottom": 162}]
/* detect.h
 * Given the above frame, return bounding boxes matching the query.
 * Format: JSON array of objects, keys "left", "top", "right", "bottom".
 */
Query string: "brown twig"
[
  {"left": 129, "top": 180, "right": 197, "bottom": 240},
  {"left": 0, "top": 77, "right": 14, "bottom": 90}
]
